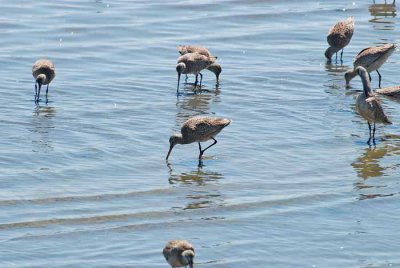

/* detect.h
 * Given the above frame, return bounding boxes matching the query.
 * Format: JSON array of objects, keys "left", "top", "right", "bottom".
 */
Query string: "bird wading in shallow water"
[
  {"left": 163, "top": 240, "right": 195, "bottom": 268},
  {"left": 325, "top": 17, "right": 355, "bottom": 62},
  {"left": 176, "top": 53, "right": 216, "bottom": 94},
  {"left": 32, "top": 59, "right": 56, "bottom": 104},
  {"left": 177, "top": 45, "right": 221, "bottom": 84},
  {"left": 166, "top": 116, "right": 231, "bottom": 164},
  {"left": 345, "top": 44, "right": 396, "bottom": 88},
  {"left": 355, "top": 66, "right": 392, "bottom": 144}
]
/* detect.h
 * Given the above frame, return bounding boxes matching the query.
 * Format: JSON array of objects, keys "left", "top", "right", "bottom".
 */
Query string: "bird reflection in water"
[
  {"left": 352, "top": 135, "right": 400, "bottom": 200},
  {"left": 31, "top": 106, "right": 56, "bottom": 152},
  {"left": 167, "top": 165, "right": 224, "bottom": 211},
  {"left": 324, "top": 62, "right": 351, "bottom": 92},
  {"left": 369, "top": 1, "right": 396, "bottom": 29}
]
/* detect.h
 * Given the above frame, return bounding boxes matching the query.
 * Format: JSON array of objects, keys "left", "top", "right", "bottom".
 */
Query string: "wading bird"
[
  {"left": 345, "top": 44, "right": 396, "bottom": 88},
  {"left": 32, "top": 59, "right": 56, "bottom": 104},
  {"left": 163, "top": 240, "right": 195, "bottom": 268},
  {"left": 325, "top": 17, "right": 355, "bottom": 62},
  {"left": 355, "top": 66, "right": 392, "bottom": 144}
]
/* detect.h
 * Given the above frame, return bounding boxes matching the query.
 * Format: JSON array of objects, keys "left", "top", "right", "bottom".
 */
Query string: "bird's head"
[
  {"left": 176, "top": 62, "right": 186, "bottom": 75},
  {"left": 207, "top": 63, "right": 222, "bottom": 84},
  {"left": 166, "top": 134, "right": 183, "bottom": 160},
  {"left": 344, "top": 69, "right": 357, "bottom": 87}
]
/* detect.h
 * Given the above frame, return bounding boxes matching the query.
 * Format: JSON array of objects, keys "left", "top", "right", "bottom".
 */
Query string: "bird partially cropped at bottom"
[
  {"left": 32, "top": 59, "right": 56, "bottom": 104},
  {"left": 177, "top": 45, "right": 221, "bottom": 85},
  {"left": 166, "top": 116, "right": 231, "bottom": 161},
  {"left": 325, "top": 17, "right": 355, "bottom": 62},
  {"left": 345, "top": 43, "right": 396, "bottom": 88},
  {"left": 355, "top": 66, "right": 392, "bottom": 144},
  {"left": 176, "top": 53, "right": 216, "bottom": 94},
  {"left": 163, "top": 240, "right": 195, "bottom": 268}
]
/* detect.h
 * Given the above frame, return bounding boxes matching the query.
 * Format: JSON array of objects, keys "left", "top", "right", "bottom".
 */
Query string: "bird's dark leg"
[
  {"left": 368, "top": 72, "right": 372, "bottom": 82},
  {"left": 194, "top": 74, "right": 198, "bottom": 87},
  {"left": 335, "top": 52, "right": 338, "bottom": 63},
  {"left": 367, "top": 122, "right": 372, "bottom": 145},
  {"left": 185, "top": 74, "right": 188, "bottom": 82},
  {"left": 46, "top": 85, "right": 49, "bottom": 104},
  {"left": 199, "top": 73, "right": 203, "bottom": 87},
  {"left": 36, "top": 84, "right": 41, "bottom": 104},
  {"left": 35, "top": 83, "right": 38, "bottom": 102},
  {"left": 376, "top": 69, "right": 382, "bottom": 88},
  {"left": 199, "top": 137, "right": 218, "bottom": 159},
  {"left": 198, "top": 142, "right": 203, "bottom": 159},
  {"left": 340, "top": 49, "right": 344, "bottom": 62},
  {"left": 372, "top": 122, "right": 376, "bottom": 141}
]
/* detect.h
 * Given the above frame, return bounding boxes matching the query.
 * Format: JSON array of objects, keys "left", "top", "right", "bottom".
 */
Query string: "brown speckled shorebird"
[
  {"left": 355, "top": 66, "right": 392, "bottom": 144},
  {"left": 166, "top": 116, "right": 231, "bottom": 161},
  {"left": 163, "top": 240, "right": 195, "bottom": 268},
  {"left": 176, "top": 53, "right": 215, "bottom": 94},
  {"left": 345, "top": 44, "right": 396, "bottom": 88},
  {"left": 177, "top": 45, "right": 221, "bottom": 85},
  {"left": 325, "top": 17, "right": 355, "bottom": 62},
  {"left": 377, "top": 85, "right": 400, "bottom": 98},
  {"left": 32, "top": 59, "right": 56, "bottom": 104}
]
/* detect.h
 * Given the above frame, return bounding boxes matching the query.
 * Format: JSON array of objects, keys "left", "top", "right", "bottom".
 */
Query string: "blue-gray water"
[{"left": 1, "top": 0, "right": 400, "bottom": 267}]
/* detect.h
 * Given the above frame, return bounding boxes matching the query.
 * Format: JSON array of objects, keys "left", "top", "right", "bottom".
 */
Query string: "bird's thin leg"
[
  {"left": 376, "top": 69, "right": 382, "bottom": 88},
  {"left": 199, "top": 137, "right": 218, "bottom": 159},
  {"left": 368, "top": 72, "right": 372, "bottom": 82},
  {"left": 37, "top": 85, "right": 41, "bottom": 104},
  {"left": 340, "top": 49, "right": 344, "bottom": 62},
  {"left": 46, "top": 85, "right": 49, "bottom": 104},
  {"left": 367, "top": 122, "right": 372, "bottom": 144},
  {"left": 198, "top": 142, "right": 203, "bottom": 159},
  {"left": 335, "top": 52, "right": 338, "bottom": 63},
  {"left": 373, "top": 122, "right": 376, "bottom": 141},
  {"left": 35, "top": 83, "right": 38, "bottom": 102},
  {"left": 185, "top": 74, "right": 188, "bottom": 82},
  {"left": 199, "top": 73, "right": 203, "bottom": 87},
  {"left": 194, "top": 74, "right": 198, "bottom": 87}
]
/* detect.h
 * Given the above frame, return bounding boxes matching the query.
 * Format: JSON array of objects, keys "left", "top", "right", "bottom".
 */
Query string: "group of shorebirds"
[
  {"left": 29, "top": 5, "right": 400, "bottom": 267},
  {"left": 325, "top": 15, "right": 398, "bottom": 144}
]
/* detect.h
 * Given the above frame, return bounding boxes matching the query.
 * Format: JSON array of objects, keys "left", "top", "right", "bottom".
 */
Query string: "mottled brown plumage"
[
  {"left": 325, "top": 17, "right": 355, "bottom": 62},
  {"left": 32, "top": 59, "right": 56, "bottom": 103},
  {"left": 345, "top": 44, "right": 396, "bottom": 88},
  {"left": 177, "top": 45, "right": 214, "bottom": 58},
  {"left": 163, "top": 240, "right": 195, "bottom": 268},
  {"left": 177, "top": 45, "right": 221, "bottom": 85},
  {"left": 355, "top": 66, "right": 392, "bottom": 143},
  {"left": 376, "top": 85, "right": 400, "bottom": 98},
  {"left": 176, "top": 53, "right": 216, "bottom": 93},
  {"left": 166, "top": 116, "right": 231, "bottom": 161}
]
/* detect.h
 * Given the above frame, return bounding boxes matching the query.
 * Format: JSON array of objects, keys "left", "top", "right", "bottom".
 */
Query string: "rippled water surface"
[{"left": 1, "top": 0, "right": 400, "bottom": 267}]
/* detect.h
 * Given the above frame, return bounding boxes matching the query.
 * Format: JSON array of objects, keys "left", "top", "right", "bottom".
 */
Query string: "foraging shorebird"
[
  {"left": 32, "top": 59, "right": 56, "bottom": 103},
  {"left": 163, "top": 240, "right": 195, "bottom": 268},
  {"left": 176, "top": 53, "right": 215, "bottom": 93},
  {"left": 377, "top": 85, "right": 400, "bottom": 98},
  {"left": 345, "top": 44, "right": 396, "bottom": 88},
  {"left": 325, "top": 17, "right": 355, "bottom": 62},
  {"left": 355, "top": 66, "right": 392, "bottom": 143},
  {"left": 177, "top": 45, "right": 221, "bottom": 85},
  {"left": 166, "top": 116, "right": 231, "bottom": 161}
]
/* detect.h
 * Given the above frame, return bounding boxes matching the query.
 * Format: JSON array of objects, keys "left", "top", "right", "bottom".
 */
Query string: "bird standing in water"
[
  {"left": 345, "top": 44, "right": 396, "bottom": 88},
  {"left": 32, "top": 59, "right": 56, "bottom": 104},
  {"left": 163, "top": 240, "right": 195, "bottom": 268},
  {"left": 166, "top": 116, "right": 231, "bottom": 163},
  {"left": 325, "top": 17, "right": 355, "bottom": 62},
  {"left": 355, "top": 66, "right": 392, "bottom": 144},
  {"left": 177, "top": 45, "right": 221, "bottom": 85},
  {"left": 176, "top": 53, "right": 215, "bottom": 94}
]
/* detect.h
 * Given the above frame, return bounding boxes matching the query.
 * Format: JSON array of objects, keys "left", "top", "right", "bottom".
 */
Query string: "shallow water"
[{"left": 1, "top": 0, "right": 400, "bottom": 267}]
